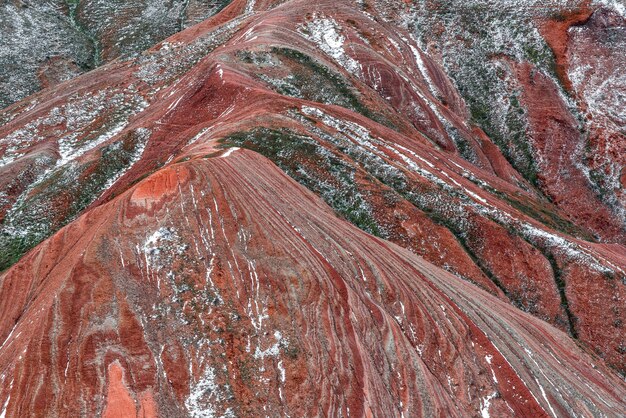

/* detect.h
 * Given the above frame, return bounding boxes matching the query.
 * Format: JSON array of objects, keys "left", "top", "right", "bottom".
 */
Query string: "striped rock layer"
[{"left": 0, "top": 0, "right": 625, "bottom": 416}]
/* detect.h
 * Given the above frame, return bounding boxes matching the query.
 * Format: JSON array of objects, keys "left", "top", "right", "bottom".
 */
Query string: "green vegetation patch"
[
  {"left": 237, "top": 47, "right": 394, "bottom": 129},
  {"left": 408, "top": 1, "right": 567, "bottom": 187},
  {"left": 220, "top": 128, "right": 385, "bottom": 237},
  {"left": 0, "top": 129, "right": 147, "bottom": 271}
]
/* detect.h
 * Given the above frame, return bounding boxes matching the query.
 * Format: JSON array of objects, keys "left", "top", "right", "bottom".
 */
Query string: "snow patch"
[
  {"left": 480, "top": 392, "right": 497, "bottom": 418},
  {"left": 485, "top": 355, "right": 498, "bottom": 383},
  {"left": 277, "top": 360, "right": 286, "bottom": 383},
  {"left": 186, "top": 366, "right": 219, "bottom": 418},
  {"left": 221, "top": 147, "right": 239, "bottom": 158},
  {"left": 594, "top": 0, "right": 626, "bottom": 17},
  {"left": 254, "top": 331, "right": 283, "bottom": 360},
  {"left": 299, "top": 15, "right": 361, "bottom": 76},
  {"left": 407, "top": 41, "right": 440, "bottom": 98},
  {"left": 0, "top": 395, "right": 9, "bottom": 418}
]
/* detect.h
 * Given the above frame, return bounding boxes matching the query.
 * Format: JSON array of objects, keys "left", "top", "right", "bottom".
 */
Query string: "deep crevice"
[
  {"left": 421, "top": 210, "right": 511, "bottom": 297},
  {"left": 66, "top": 0, "right": 101, "bottom": 69},
  {"left": 545, "top": 252, "right": 579, "bottom": 339},
  {"left": 178, "top": 0, "right": 191, "bottom": 32}
]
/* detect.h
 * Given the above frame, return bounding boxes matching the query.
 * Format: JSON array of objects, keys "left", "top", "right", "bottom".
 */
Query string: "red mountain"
[{"left": 0, "top": 0, "right": 624, "bottom": 416}]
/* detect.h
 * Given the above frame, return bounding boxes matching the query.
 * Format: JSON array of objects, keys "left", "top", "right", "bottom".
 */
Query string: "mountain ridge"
[{"left": 0, "top": 0, "right": 624, "bottom": 416}]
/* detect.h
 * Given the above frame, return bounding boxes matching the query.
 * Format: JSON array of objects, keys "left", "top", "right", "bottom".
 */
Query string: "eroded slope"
[
  {"left": 0, "top": 149, "right": 624, "bottom": 416},
  {"left": 0, "top": 0, "right": 625, "bottom": 416}
]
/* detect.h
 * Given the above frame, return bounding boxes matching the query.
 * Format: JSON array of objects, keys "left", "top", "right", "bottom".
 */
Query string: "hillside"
[{"left": 0, "top": 0, "right": 624, "bottom": 416}]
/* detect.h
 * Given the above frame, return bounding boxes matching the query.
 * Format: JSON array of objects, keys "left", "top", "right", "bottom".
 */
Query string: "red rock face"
[
  {"left": 538, "top": 3, "right": 594, "bottom": 93},
  {"left": 513, "top": 59, "right": 624, "bottom": 241},
  {"left": 567, "top": 8, "right": 626, "bottom": 232},
  {"left": 0, "top": 152, "right": 624, "bottom": 416},
  {"left": 519, "top": 6, "right": 626, "bottom": 244},
  {"left": 0, "top": 0, "right": 625, "bottom": 416}
]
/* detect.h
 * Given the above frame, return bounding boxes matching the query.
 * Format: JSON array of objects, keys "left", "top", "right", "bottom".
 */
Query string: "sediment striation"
[{"left": 0, "top": 0, "right": 624, "bottom": 416}]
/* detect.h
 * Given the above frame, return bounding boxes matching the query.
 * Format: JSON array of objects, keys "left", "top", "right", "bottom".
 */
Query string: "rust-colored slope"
[
  {"left": 538, "top": 2, "right": 594, "bottom": 93},
  {"left": 0, "top": 149, "right": 624, "bottom": 417},
  {"left": 0, "top": 1, "right": 625, "bottom": 415}
]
